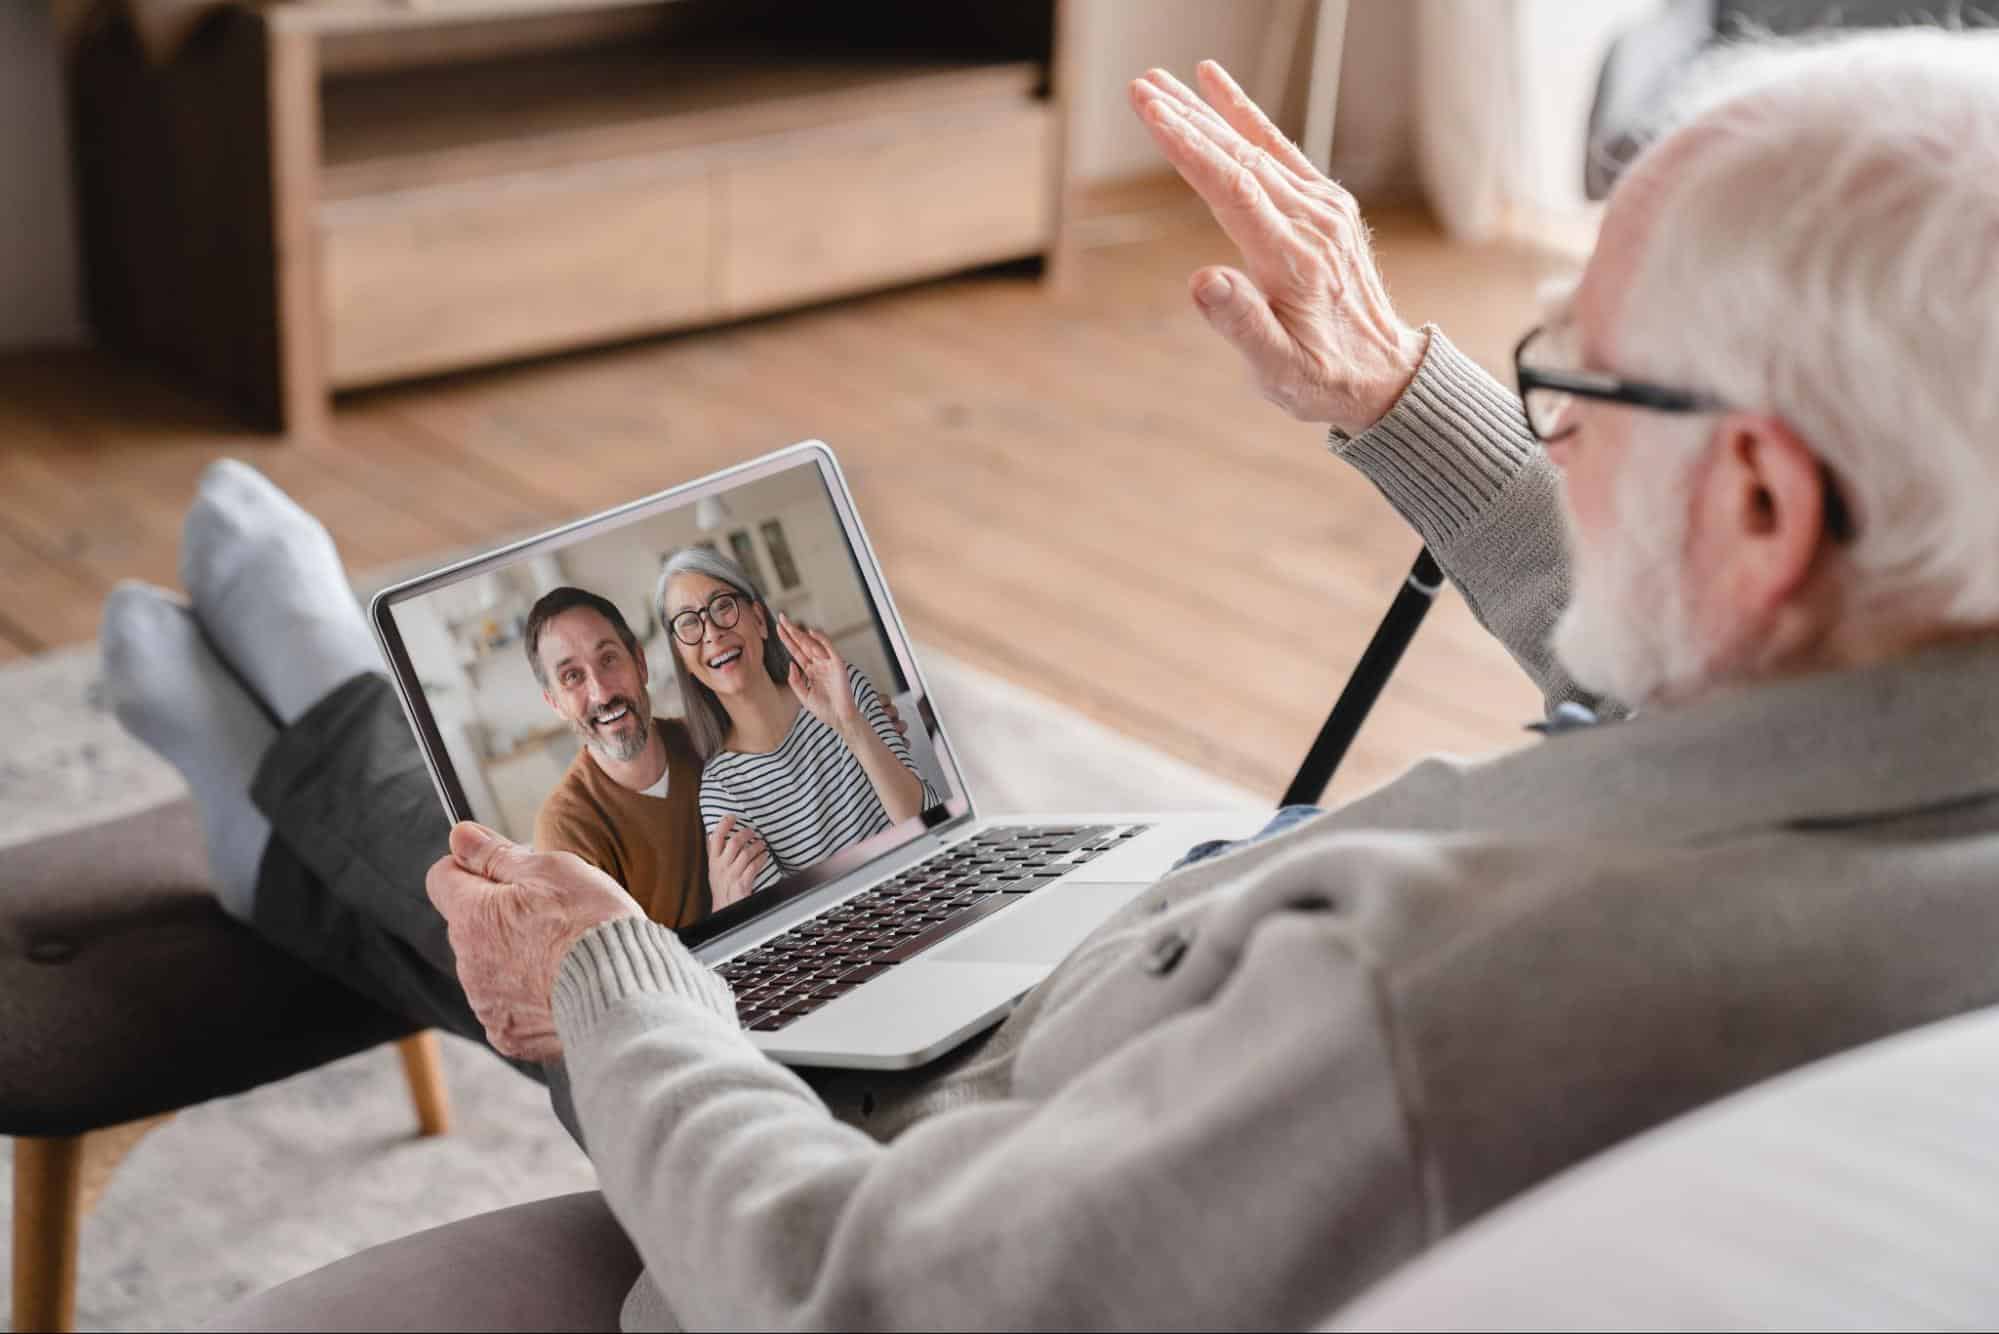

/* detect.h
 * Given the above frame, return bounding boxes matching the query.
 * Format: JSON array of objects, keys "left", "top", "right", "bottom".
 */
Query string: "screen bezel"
[{"left": 369, "top": 440, "right": 976, "bottom": 949}]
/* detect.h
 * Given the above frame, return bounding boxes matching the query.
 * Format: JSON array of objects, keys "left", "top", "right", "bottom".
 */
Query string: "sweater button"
[{"left": 1142, "top": 931, "right": 1189, "bottom": 976}]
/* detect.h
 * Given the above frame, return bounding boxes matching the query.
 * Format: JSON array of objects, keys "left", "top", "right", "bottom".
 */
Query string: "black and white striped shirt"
[{"left": 698, "top": 665, "right": 933, "bottom": 894}]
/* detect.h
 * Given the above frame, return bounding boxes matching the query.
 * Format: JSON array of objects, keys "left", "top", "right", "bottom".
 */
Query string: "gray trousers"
[{"left": 247, "top": 672, "right": 584, "bottom": 1139}]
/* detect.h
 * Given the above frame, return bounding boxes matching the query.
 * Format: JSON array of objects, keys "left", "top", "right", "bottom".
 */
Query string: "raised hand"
[
  {"left": 777, "top": 613, "right": 860, "bottom": 733},
  {"left": 424, "top": 822, "right": 645, "bottom": 1062},
  {"left": 707, "top": 814, "right": 768, "bottom": 909},
  {"left": 1128, "top": 61, "right": 1427, "bottom": 435}
]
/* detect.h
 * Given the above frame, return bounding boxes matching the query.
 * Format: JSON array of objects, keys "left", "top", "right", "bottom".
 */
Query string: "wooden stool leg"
[
  {"left": 396, "top": 1030, "right": 452, "bottom": 1137},
  {"left": 13, "top": 1134, "right": 84, "bottom": 1333}
]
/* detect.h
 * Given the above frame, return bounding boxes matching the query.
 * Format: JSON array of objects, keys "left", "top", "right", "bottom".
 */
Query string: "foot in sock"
[
  {"left": 180, "top": 459, "right": 383, "bottom": 725},
  {"left": 100, "top": 582, "right": 277, "bottom": 920}
]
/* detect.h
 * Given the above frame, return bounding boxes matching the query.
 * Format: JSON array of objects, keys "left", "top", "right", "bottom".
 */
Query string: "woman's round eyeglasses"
[{"left": 669, "top": 591, "right": 744, "bottom": 645}]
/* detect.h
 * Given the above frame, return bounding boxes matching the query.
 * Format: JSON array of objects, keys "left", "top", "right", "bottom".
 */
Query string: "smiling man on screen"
[{"left": 521, "top": 586, "right": 722, "bottom": 927}]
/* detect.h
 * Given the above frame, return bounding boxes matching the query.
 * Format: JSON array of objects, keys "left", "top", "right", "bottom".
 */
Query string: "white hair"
[{"left": 1615, "top": 27, "right": 1999, "bottom": 626}]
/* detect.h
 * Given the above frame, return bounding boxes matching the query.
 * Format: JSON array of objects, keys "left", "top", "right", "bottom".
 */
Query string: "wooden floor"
[{"left": 0, "top": 186, "right": 1570, "bottom": 805}]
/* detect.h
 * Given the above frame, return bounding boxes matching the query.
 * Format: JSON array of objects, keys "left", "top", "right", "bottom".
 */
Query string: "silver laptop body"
[{"left": 373, "top": 442, "right": 1264, "bottom": 1069}]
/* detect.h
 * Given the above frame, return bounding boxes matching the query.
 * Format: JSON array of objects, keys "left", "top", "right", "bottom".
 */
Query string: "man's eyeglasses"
[
  {"left": 669, "top": 591, "right": 744, "bottom": 645},
  {"left": 1512, "top": 324, "right": 1728, "bottom": 444},
  {"left": 1512, "top": 324, "right": 1854, "bottom": 543}
]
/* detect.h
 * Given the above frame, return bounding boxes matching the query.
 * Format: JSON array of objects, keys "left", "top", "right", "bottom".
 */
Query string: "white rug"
[{"left": 0, "top": 638, "right": 1258, "bottom": 1332}]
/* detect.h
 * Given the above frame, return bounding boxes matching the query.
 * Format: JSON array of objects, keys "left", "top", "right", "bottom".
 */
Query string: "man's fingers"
[
  {"left": 425, "top": 853, "right": 479, "bottom": 917},
  {"left": 488, "top": 1016, "right": 561, "bottom": 1062},
  {"left": 1189, "top": 265, "right": 1299, "bottom": 396},
  {"left": 1141, "top": 66, "right": 1309, "bottom": 187},
  {"left": 1135, "top": 68, "right": 1318, "bottom": 210},
  {"left": 1192, "top": 60, "right": 1323, "bottom": 183},
  {"left": 1131, "top": 86, "right": 1296, "bottom": 271},
  {"left": 449, "top": 821, "right": 532, "bottom": 885},
  {"left": 709, "top": 814, "right": 737, "bottom": 858}
]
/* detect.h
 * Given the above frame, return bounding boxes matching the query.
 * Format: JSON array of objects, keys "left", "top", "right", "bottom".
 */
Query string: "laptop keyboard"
[{"left": 715, "top": 823, "right": 1153, "bottom": 1034}]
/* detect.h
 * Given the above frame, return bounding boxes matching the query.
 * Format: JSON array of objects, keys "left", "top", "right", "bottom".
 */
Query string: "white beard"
[{"left": 1550, "top": 466, "right": 1707, "bottom": 710}]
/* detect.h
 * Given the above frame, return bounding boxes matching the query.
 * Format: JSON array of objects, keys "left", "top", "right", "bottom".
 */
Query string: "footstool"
[{"left": 2, "top": 796, "right": 450, "bottom": 1332}]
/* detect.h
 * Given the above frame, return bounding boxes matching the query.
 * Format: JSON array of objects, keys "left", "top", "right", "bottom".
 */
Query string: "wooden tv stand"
[{"left": 68, "top": 0, "right": 1070, "bottom": 435}]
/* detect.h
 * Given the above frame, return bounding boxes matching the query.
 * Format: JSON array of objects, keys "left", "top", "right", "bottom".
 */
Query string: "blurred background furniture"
[
  {"left": 3, "top": 797, "right": 450, "bottom": 1334},
  {"left": 66, "top": 0, "right": 1071, "bottom": 435},
  {"left": 1586, "top": 0, "right": 1999, "bottom": 198}
]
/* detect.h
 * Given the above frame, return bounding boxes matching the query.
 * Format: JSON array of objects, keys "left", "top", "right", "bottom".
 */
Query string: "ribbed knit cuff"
[
  {"left": 1330, "top": 326, "right": 1542, "bottom": 545},
  {"left": 552, "top": 916, "right": 739, "bottom": 1043}
]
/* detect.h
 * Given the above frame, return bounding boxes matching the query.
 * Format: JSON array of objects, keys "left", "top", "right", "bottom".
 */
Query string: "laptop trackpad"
[{"left": 927, "top": 880, "right": 1147, "bottom": 966}]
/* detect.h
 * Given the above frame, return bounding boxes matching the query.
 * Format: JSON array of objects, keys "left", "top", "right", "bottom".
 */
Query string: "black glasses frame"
[
  {"left": 668, "top": 591, "right": 745, "bottom": 645},
  {"left": 1512, "top": 324, "right": 1854, "bottom": 543},
  {"left": 1512, "top": 325, "right": 1728, "bottom": 443}
]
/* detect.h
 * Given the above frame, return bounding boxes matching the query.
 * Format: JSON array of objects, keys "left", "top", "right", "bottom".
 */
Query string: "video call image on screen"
[{"left": 388, "top": 461, "right": 951, "bottom": 929}]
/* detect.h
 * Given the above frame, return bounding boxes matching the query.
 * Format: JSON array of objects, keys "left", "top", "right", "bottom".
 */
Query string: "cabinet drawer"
[
  {"left": 720, "top": 97, "right": 1052, "bottom": 316},
  {"left": 322, "top": 156, "right": 715, "bottom": 388}
]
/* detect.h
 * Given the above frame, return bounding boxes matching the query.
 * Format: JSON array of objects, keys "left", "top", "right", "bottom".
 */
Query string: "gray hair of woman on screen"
[{"left": 654, "top": 546, "right": 794, "bottom": 761}]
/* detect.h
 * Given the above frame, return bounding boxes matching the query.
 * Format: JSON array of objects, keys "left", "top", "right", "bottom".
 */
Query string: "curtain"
[{"left": 1409, "top": 0, "right": 1661, "bottom": 243}]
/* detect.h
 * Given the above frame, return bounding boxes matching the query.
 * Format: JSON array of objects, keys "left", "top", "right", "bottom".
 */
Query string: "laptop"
[{"left": 371, "top": 442, "right": 1264, "bottom": 1069}]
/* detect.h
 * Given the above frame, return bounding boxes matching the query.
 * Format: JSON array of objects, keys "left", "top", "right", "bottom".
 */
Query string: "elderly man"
[{"left": 111, "top": 30, "right": 1999, "bottom": 1331}]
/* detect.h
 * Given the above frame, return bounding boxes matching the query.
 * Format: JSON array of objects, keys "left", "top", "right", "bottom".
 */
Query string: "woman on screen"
[{"left": 657, "top": 547, "right": 933, "bottom": 904}]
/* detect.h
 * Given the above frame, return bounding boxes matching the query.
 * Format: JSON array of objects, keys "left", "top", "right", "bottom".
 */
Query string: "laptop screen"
[{"left": 372, "top": 444, "right": 970, "bottom": 947}]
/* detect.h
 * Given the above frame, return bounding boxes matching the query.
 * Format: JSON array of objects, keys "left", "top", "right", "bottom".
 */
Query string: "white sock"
[
  {"left": 179, "top": 459, "right": 384, "bottom": 724},
  {"left": 100, "top": 583, "right": 275, "bottom": 920}
]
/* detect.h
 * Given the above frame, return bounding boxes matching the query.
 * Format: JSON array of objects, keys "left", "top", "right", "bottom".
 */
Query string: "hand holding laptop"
[{"left": 426, "top": 821, "right": 644, "bottom": 1062}]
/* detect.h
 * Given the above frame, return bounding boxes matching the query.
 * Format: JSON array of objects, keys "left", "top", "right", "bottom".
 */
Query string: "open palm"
[
  {"left": 1128, "top": 62, "right": 1424, "bottom": 433},
  {"left": 777, "top": 614, "right": 857, "bottom": 731}
]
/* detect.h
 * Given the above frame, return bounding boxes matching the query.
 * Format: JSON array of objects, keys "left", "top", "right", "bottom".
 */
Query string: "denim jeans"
[{"left": 1170, "top": 804, "right": 1324, "bottom": 871}]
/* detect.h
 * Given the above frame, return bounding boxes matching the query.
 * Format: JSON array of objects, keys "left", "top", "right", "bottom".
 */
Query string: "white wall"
[
  {"left": 1066, "top": 0, "right": 1436, "bottom": 198},
  {"left": 1, "top": 0, "right": 84, "bottom": 350},
  {"left": 1066, "top": 0, "right": 1304, "bottom": 181}
]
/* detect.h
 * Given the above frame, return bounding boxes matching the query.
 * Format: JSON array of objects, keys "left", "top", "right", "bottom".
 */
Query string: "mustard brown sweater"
[{"left": 533, "top": 718, "right": 710, "bottom": 927}]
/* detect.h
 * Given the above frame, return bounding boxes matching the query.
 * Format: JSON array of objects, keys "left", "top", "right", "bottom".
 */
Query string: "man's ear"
[
  {"left": 1698, "top": 412, "right": 1832, "bottom": 614},
  {"left": 542, "top": 687, "right": 557, "bottom": 713}
]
